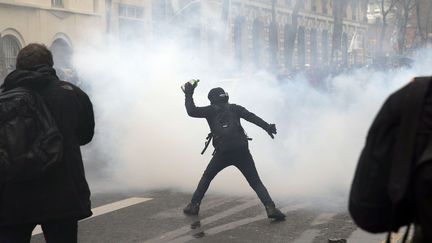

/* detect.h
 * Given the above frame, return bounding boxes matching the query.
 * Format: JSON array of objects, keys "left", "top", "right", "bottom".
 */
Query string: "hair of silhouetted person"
[{"left": 16, "top": 43, "right": 54, "bottom": 70}]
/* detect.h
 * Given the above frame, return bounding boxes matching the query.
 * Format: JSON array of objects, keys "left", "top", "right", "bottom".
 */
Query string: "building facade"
[
  {"left": 105, "top": 0, "right": 152, "bottom": 41},
  {"left": 233, "top": 0, "right": 367, "bottom": 72},
  {"left": 0, "top": 0, "right": 106, "bottom": 78},
  {"left": 1, "top": 0, "right": 369, "bottom": 79},
  {"left": 139, "top": 0, "right": 370, "bottom": 73}
]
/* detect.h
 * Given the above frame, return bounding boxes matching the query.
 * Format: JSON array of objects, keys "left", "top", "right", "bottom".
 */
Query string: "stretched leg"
[
  {"left": 234, "top": 150, "right": 275, "bottom": 207},
  {"left": 234, "top": 149, "right": 285, "bottom": 220},
  {"left": 191, "top": 154, "right": 229, "bottom": 204}
]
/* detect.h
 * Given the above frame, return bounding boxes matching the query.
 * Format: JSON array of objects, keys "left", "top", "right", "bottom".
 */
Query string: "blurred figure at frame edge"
[{"left": 349, "top": 76, "right": 432, "bottom": 242}]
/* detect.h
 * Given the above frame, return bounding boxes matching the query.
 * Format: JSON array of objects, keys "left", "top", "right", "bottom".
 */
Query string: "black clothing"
[
  {"left": 414, "top": 164, "right": 432, "bottom": 242},
  {"left": 183, "top": 202, "right": 200, "bottom": 215},
  {"left": 356, "top": 78, "right": 432, "bottom": 241},
  {"left": 0, "top": 65, "right": 95, "bottom": 226},
  {"left": 185, "top": 93, "right": 272, "bottom": 148},
  {"left": 412, "top": 80, "right": 432, "bottom": 242},
  {"left": 185, "top": 91, "right": 275, "bottom": 207},
  {"left": 208, "top": 87, "right": 228, "bottom": 104},
  {"left": 0, "top": 219, "right": 77, "bottom": 243},
  {"left": 191, "top": 148, "right": 275, "bottom": 207}
]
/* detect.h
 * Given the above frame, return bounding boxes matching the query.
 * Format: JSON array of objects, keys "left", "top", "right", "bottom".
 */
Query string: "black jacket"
[
  {"left": 0, "top": 65, "right": 94, "bottom": 226},
  {"left": 185, "top": 92, "right": 271, "bottom": 148}
]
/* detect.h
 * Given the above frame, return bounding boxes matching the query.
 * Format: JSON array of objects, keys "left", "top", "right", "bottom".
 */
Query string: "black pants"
[
  {"left": 414, "top": 163, "right": 432, "bottom": 242},
  {"left": 0, "top": 219, "right": 77, "bottom": 243},
  {"left": 191, "top": 148, "right": 275, "bottom": 207}
]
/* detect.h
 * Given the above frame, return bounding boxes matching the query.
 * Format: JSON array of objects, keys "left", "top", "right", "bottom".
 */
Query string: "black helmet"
[{"left": 208, "top": 87, "right": 229, "bottom": 104}]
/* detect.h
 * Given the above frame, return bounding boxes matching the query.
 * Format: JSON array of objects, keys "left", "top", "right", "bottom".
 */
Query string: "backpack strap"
[
  {"left": 201, "top": 133, "right": 213, "bottom": 155},
  {"left": 389, "top": 77, "right": 431, "bottom": 204}
]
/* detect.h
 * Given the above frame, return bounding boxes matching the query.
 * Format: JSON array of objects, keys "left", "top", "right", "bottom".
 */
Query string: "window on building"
[
  {"left": 310, "top": 29, "right": 317, "bottom": 67},
  {"left": 253, "top": 19, "right": 264, "bottom": 67},
  {"left": 351, "top": 0, "right": 357, "bottom": 20},
  {"left": 52, "top": 0, "right": 63, "bottom": 8},
  {"left": 269, "top": 22, "right": 278, "bottom": 70},
  {"left": 234, "top": 17, "right": 244, "bottom": 67},
  {"left": 322, "top": 0, "right": 328, "bottom": 14},
  {"left": 342, "top": 33, "right": 348, "bottom": 67},
  {"left": 284, "top": 24, "right": 295, "bottom": 70},
  {"left": 119, "top": 4, "right": 144, "bottom": 19},
  {"left": 285, "top": 0, "right": 292, "bottom": 6},
  {"left": 297, "top": 27, "right": 306, "bottom": 68},
  {"left": 311, "top": 0, "right": 317, "bottom": 12},
  {"left": 119, "top": 5, "right": 127, "bottom": 17},
  {"left": 295, "top": 27, "right": 306, "bottom": 69},
  {"left": 119, "top": 4, "right": 145, "bottom": 40},
  {"left": 51, "top": 38, "right": 72, "bottom": 69},
  {"left": 321, "top": 30, "right": 328, "bottom": 65},
  {"left": 1, "top": 35, "right": 21, "bottom": 71}
]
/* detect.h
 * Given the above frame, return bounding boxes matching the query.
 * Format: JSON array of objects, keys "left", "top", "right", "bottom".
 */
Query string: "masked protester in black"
[{"left": 182, "top": 82, "right": 285, "bottom": 220}]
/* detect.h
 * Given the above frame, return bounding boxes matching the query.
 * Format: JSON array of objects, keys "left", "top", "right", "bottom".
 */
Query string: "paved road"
[{"left": 30, "top": 190, "right": 395, "bottom": 243}]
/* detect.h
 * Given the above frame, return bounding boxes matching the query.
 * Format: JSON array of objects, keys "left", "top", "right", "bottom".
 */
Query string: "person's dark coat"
[
  {"left": 350, "top": 78, "right": 432, "bottom": 241},
  {"left": 184, "top": 88, "right": 272, "bottom": 149},
  {"left": 0, "top": 65, "right": 94, "bottom": 226}
]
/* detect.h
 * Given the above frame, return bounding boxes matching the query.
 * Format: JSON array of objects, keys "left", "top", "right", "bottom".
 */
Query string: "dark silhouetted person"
[
  {"left": 0, "top": 43, "right": 94, "bottom": 243},
  {"left": 182, "top": 82, "right": 285, "bottom": 220},
  {"left": 350, "top": 77, "right": 432, "bottom": 242}
]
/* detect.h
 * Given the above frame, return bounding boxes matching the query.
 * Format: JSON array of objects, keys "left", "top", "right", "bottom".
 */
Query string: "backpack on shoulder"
[
  {"left": 349, "top": 77, "right": 431, "bottom": 240},
  {"left": 0, "top": 87, "right": 63, "bottom": 182},
  {"left": 204, "top": 104, "right": 249, "bottom": 154}
]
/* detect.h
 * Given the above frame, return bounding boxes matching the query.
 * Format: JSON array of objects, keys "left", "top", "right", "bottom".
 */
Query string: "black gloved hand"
[
  {"left": 183, "top": 82, "right": 195, "bottom": 95},
  {"left": 267, "top": 124, "right": 277, "bottom": 139}
]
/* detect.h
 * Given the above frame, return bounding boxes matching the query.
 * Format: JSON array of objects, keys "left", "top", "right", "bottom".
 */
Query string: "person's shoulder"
[
  {"left": 56, "top": 80, "right": 79, "bottom": 91},
  {"left": 389, "top": 78, "right": 429, "bottom": 101},
  {"left": 53, "top": 80, "right": 88, "bottom": 96},
  {"left": 229, "top": 103, "right": 245, "bottom": 110}
]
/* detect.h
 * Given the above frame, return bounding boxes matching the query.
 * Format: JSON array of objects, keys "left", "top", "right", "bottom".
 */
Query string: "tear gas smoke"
[{"left": 74, "top": 24, "right": 432, "bottom": 209}]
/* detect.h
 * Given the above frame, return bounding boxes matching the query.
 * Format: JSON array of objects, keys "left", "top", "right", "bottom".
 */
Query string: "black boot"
[
  {"left": 183, "top": 202, "right": 200, "bottom": 215},
  {"left": 266, "top": 206, "right": 285, "bottom": 220}
]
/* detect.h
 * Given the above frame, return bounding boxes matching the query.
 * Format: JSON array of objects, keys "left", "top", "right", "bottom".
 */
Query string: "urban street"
[{"left": 30, "top": 190, "right": 400, "bottom": 243}]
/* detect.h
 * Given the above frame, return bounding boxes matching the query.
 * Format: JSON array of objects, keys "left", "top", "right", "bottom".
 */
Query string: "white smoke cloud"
[{"left": 74, "top": 22, "right": 432, "bottom": 208}]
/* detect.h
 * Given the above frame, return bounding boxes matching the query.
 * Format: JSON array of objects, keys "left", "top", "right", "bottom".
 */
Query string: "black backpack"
[
  {"left": 0, "top": 87, "right": 63, "bottom": 182},
  {"left": 349, "top": 77, "right": 431, "bottom": 238},
  {"left": 209, "top": 104, "right": 248, "bottom": 153}
]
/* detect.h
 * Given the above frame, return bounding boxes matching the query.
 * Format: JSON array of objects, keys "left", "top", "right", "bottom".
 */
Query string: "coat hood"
[{"left": 1, "top": 65, "right": 58, "bottom": 92}]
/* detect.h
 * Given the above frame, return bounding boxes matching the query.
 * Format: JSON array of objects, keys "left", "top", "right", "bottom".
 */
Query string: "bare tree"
[
  {"left": 396, "top": 0, "right": 416, "bottom": 54},
  {"left": 378, "top": 0, "right": 400, "bottom": 53},
  {"left": 415, "top": 0, "right": 432, "bottom": 47}
]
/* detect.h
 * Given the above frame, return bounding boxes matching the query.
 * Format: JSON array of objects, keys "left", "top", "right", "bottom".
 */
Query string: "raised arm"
[
  {"left": 184, "top": 82, "right": 213, "bottom": 118},
  {"left": 234, "top": 105, "right": 277, "bottom": 138}
]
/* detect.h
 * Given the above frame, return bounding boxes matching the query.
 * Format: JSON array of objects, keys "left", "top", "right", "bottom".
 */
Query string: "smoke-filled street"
[
  {"left": 28, "top": 190, "right": 396, "bottom": 243},
  {"left": 2, "top": 0, "right": 432, "bottom": 242}
]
